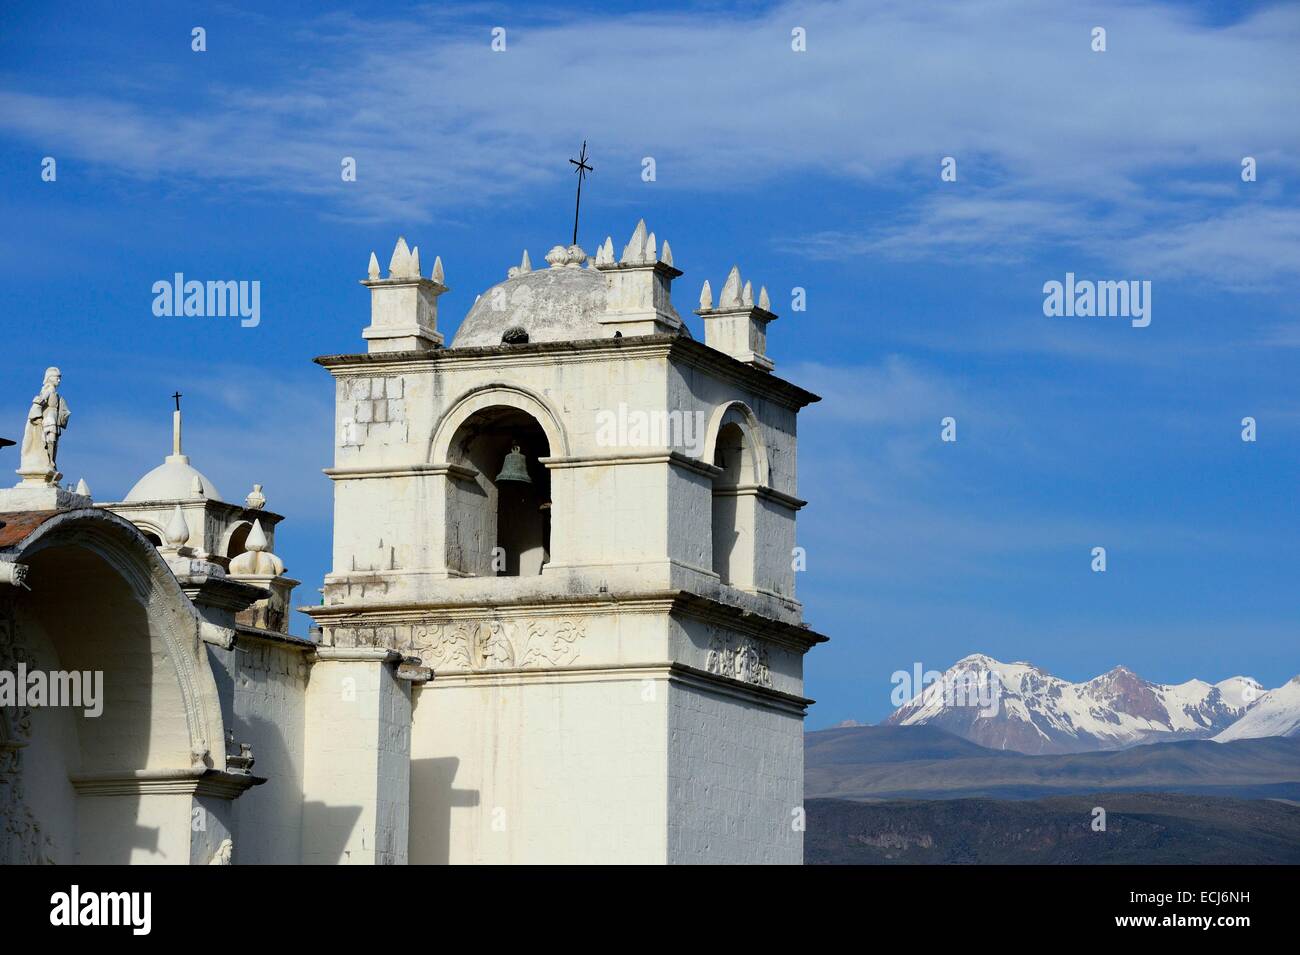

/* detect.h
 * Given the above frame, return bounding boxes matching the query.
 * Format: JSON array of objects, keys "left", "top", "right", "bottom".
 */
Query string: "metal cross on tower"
[{"left": 568, "top": 141, "right": 593, "bottom": 247}]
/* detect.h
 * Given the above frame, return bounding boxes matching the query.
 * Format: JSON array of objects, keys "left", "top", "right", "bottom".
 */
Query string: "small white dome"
[{"left": 124, "top": 454, "right": 223, "bottom": 503}]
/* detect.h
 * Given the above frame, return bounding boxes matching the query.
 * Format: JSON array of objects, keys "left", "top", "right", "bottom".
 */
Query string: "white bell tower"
[{"left": 305, "top": 222, "right": 825, "bottom": 863}]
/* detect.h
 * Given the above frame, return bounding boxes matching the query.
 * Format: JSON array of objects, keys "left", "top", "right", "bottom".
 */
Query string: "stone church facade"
[{"left": 0, "top": 220, "right": 824, "bottom": 864}]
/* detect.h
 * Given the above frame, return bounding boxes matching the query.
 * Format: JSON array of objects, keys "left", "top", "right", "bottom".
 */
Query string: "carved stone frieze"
[
  {"left": 705, "top": 631, "right": 773, "bottom": 688},
  {"left": 327, "top": 616, "right": 586, "bottom": 672}
]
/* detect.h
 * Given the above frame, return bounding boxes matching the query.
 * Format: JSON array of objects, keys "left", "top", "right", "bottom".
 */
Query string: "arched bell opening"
[
  {"left": 710, "top": 419, "right": 758, "bottom": 589},
  {"left": 446, "top": 407, "right": 551, "bottom": 578}
]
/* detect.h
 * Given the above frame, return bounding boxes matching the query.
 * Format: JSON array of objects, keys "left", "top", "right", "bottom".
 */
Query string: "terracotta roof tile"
[{"left": 0, "top": 510, "right": 59, "bottom": 548}]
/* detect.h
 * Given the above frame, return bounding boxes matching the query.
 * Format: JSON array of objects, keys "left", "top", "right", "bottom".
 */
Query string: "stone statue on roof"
[{"left": 18, "top": 367, "right": 70, "bottom": 486}]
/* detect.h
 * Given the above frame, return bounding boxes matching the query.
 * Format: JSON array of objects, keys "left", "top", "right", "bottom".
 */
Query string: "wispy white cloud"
[
  {"left": 0, "top": 0, "right": 1294, "bottom": 234},
  {"left": 1098, "top": 206, "right": 1300, "bottom": 289}
]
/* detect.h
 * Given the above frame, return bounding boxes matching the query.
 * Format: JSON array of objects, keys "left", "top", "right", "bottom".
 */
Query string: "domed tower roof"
[
  {"left": 124, "top": 457, "right": 223, "bottom": 503},
  {"left": 123, "top": 404, "right": 223, "bottom": 502},
  {"left": 451, "top": 241, "right": 689, "bottom": 348}
]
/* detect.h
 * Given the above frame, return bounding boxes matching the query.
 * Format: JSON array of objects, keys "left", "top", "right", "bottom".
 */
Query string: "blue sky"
[{"left": 1, "top": 0, "right": 1296, "bottom": 727}]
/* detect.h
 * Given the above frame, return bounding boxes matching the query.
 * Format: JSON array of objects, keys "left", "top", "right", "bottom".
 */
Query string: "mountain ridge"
[{"left": 882, "top": 653, "right": 1289, "bottom": 754}]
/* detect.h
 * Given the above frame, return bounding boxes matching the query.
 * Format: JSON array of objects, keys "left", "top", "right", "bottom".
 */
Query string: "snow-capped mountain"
[
  {"left": 1215, "top": 676, "right": 1300, "bottom": 742},
  {"left": 884, "top": 654, "right": 1273, "bottom": 755}
]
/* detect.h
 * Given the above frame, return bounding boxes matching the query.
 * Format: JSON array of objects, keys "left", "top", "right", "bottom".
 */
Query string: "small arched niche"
[
  {"left": 226, "top": 521, "right": 252, "bottom": 560},
  {"left": 445, "top": 406, "right": 551, "bottom": 577},
  {"left": 710, "top": 417, "right": 759, "bottom": 589}
]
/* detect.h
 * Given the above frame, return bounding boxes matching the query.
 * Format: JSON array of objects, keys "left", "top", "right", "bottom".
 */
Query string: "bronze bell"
[{"left": 495, "top": 444, "right": 532, "bottom": 484}]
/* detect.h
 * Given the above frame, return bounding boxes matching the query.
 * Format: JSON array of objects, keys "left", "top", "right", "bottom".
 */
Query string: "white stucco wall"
[
  {"left": 409, "top": 674, "right": 670, "bottom": 864},
  {"left": 209, "top": 636, "right": 308, "bottom": 864},
  {"left": 301, "top": 655, "right": 411, "bottom": 864},
  {"left": 666, "top": 682, "right": 804, "bottom": 864}
]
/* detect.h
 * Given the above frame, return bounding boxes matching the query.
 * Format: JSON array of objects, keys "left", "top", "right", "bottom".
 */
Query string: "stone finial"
[
  {"left": 246, "top": 518, "right": 268, "bottom": 552},
  {"left": 245, "top": 483, "right": 266, "bottom": 509},
  {"left": 720, "top": 266, "right": 743, "bottom": 308},
  {"left": 509, "top": 249, "right": 532, "bottom": 279},
  {"left": 387, "top": 237, "right": 420, "bottom": 279},
  {"left": 361, "top": 236, "right": 447, "bottom": 352},
  {"left": 661, "top": 240, "right": 673, "bottom": 267},
  {"left": 190, "top": 475, "right": 204, "bottom": 498},
  {"left": 164, "top": 505, "right": 189, "bottom": 548},
  {"left": 229, "top": 519, "right": 286, "bottom": 577},
  {"left": 696, "top": 266, "right": 777, "bottom": 372},
  {"left": 545, "top": 245, "right": 568, "bottom": 269},
  {"left": 75, "top": 478, "right": 91, "bottom": 498},
  {"left": 621, "top": 218, "right": 649, "bottom": 264},
  {"left": 565, "top": 244, "right": 587, "bottom": 268},
  {"left": 596, "top": 219, "right": 684, "bottom": 335}
]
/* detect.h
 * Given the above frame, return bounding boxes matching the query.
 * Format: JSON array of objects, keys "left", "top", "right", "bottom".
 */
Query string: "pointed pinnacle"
[
  {"left": 622, "top": 218, "right": 648, "bottom": 264},
  {"left": 367, "top": 252, "right": 380, "bottom": 281},
  {"left": 720, "top": 266, "right": 742, "bottom": 307},
  {"left": 388, "top": 236, "right": 411, "bottom": 277},
  {"left": 165, "top": 505, "right": 189, "bottom": 546},
  {"left": 699, "top": 279, "right": 713, "bottom": 310},
  {"left": 661, "top": 239, "right": 673, "bottom": 267},
  {"left": 432, "top": 255, "right": 445, "bottom": 284},
  {"left": 759, "top": 285, "right": 770, "bottom": 312},
  {"left": 246, "top": 518, "right": 268, "bottom": 552}
]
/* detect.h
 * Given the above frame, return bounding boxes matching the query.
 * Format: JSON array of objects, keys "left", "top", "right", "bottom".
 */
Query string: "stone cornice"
[
  {"left": 304, "top": 592, "right": 675, "bottom": 623},
  {"left": 303, "top": 588, "right": 827, "bottom": 651},
  {"left": 178, "top": 574, "right": 267, "bottom": 614},
  {"left": 313, "top": 334, "right": 820, "bottom": 409},
  {"left": 671, "top": 592, "right": 828, "bottom": 653},
  {"left": 311, "top": 646, "right": 403, "bottom": 664},
  {"left": 322, "top": 462, "right": 477, "bottom": 482},
  {"left": 71, "top": 768, "right": 266, "bottom": 799},
  {"left": 712, "top": 482, "right": 807, "bottom": 510},
  {"left": 233, "top": 623, "right": 316, "bottom": 652},
  {"left": 97, "top": 499, "right": 287, "bottom": 527},
  {"left": 541, "top": 449, "right": 723, "bottom": 478}
]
